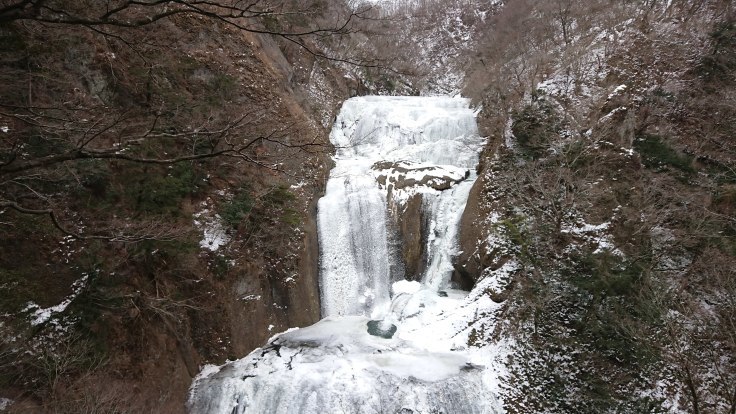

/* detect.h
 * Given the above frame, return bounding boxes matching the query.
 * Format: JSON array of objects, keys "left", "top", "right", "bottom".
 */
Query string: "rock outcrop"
[
  {"left": 373, "top": 161, "right": 470, "bottom": 192},
  {"left": 372, "top": 160, "right": 472, "bottom": 285},
  {"left": 451, "top": 177, "right": 488, "bottom": 290}
]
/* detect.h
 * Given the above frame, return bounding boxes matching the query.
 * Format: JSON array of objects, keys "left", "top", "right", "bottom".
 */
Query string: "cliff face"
[
  {"left": 0, "top": 10, "right": 354, "bottom": 412},
  {"left": 389, "top": 193, "right": 427, "bottom": 282},
  {"left": 454, "top": 1, "right": 736, "bottom": 412},
  {"left": 451, "top": 178, "right": 490, "bottom": 290}
]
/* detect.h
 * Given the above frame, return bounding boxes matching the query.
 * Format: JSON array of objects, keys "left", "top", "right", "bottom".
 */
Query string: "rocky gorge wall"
[{"left": 0, "top": 12, "right": 357, "bottom": 412}]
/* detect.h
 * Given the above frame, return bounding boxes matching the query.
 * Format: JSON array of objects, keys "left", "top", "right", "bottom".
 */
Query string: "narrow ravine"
[{"left": 187, "top": 96, "right": 504, "bottom": 414}]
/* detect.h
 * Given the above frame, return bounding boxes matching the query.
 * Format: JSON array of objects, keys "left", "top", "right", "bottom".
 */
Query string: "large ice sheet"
[
  {"left": 330, "top": 96, "right": 481, "bottom": 167},
  {"left": 188, "top": 317, "right": 498, "bottom": 414}
]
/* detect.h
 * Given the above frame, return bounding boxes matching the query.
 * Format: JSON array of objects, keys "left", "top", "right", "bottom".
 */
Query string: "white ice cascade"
[
  {"left": 319, "top": 96, "right": 483, "bottom": 317},
  {"left": 187, "top": 96, "right": 501, "bottom": 414}
]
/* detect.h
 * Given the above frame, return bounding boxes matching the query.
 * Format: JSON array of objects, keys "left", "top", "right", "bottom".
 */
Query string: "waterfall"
[
  {"left": 318, "top": 96, "right": 483, "bottom": 317},
  {"left": 187, "top": 96, "right": 501, "bottom": 414}
]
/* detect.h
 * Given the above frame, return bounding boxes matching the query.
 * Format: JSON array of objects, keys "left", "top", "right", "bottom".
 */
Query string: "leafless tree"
[
  {"left": 0, "top": 0, "right": 384, "bottom": 241},
  {"left": 0, "top": 0, "right": 378, "bottom": 62}
]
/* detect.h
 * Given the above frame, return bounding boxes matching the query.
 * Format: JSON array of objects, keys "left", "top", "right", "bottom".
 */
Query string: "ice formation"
[
  {"left": 187, "top": 96, "right": 502, "bottom": 414},
  {"left": 319, "top": 96, "right": 484, "bottom": 317}
]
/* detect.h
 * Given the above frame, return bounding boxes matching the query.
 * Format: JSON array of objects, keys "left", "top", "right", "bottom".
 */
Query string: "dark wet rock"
[
  {"left": 452, "top": 177, "right": 487, "bottom": 289},
  {"left": 392, "top": 194, "right": 427, "bottom": 281},
  {"left": 367, "top": 320, "right": 398, "bottom": 339}
]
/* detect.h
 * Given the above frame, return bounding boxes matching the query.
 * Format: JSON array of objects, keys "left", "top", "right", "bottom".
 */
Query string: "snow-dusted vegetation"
[
  {"left": 1, "top": 0, "right": 734, "bottom": 412},
  {"left": 460, "top": 1, "right": 736, "bottom": 412}
]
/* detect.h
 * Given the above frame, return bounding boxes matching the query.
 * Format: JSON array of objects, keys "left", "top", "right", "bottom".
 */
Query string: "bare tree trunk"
[{"left": 684, "top": 363, "right": 701, "bottom": 414}]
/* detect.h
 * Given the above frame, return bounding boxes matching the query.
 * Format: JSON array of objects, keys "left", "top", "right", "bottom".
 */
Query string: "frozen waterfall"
[
  {"left": 187, "top": 96, "right": 502, "bottom": 414},
  {"left": 318, "top": 96, "right": 483, "bottom": 317}
]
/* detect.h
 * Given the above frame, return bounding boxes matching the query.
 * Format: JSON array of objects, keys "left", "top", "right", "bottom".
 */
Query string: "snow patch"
[
  {"left": 392, "top": 280, "right": 421, "bottom": 295},
  {"left": 561, "top": 219, "right": 622, "bottom": 255},
  {"left": 24, "top": 275, "right": 88, "bottom": 326},
  {"left": 194, "top": 207, "right": 230, "bottom": 252}
]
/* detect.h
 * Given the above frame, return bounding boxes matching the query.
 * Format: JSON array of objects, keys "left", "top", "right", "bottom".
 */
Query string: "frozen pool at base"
[{"left": 188, "top": 313, "right": 499, "bottom": 414}]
